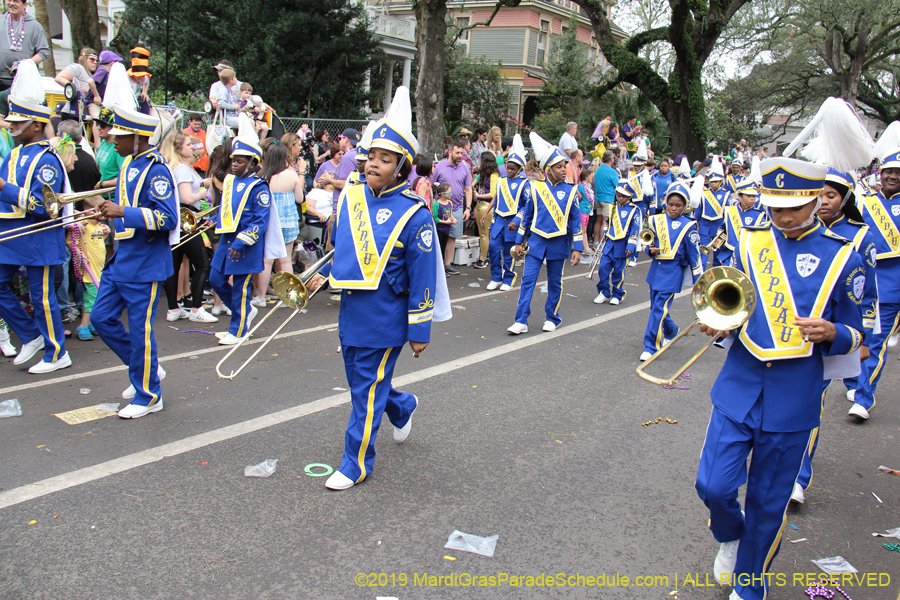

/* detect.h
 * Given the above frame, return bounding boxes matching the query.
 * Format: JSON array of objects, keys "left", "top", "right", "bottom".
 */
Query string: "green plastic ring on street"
[{"left": 304, "top": 463, "right": 334, "bottom": 477}]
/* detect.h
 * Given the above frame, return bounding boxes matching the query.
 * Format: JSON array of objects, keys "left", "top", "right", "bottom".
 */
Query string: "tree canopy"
[{"left": 113, "top": 0, "right": 382, "bottom": 117}]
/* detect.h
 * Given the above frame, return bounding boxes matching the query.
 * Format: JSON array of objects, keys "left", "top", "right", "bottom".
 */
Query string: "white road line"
[
  {"left": 0, "top": 261, "right": 650, "bottom": 396},
  {"left": 0, "top": 288, "right": 685, "bottom": 511}
]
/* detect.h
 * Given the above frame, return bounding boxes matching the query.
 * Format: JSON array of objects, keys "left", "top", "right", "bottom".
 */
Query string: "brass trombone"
[
  {"left": 171, "top": 206, "right": 218, "bottom": 250},
  {"left": 585, "top": 236, "right": 606, "bottom": 279},
  {"left": 216, "top": 250, "right": 334, "bottom": 380},
  {"left": 0, "top": 185, "right": 114, "bottom": 243},
  {"left": 635, "top": 266, "right": 757, "bottom": 386},
  {"left": 510, "top": 240, "right": 529, "bottom": 272},
  {"left": 639, "top": 228, "right": 655, "bottom": 246}
]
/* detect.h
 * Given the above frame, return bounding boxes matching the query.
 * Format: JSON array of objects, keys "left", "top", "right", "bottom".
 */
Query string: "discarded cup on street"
[
  {"left": 0, "top": 399, "right": 22, "bottom": 418},
  {"left": 444, "top": 529, "right": 498, "bottom": 557},
  {"left": 96, "top": 403, "right": 120, "bottom": 414},
  {"left": 244, "top": 459, "right": 278, "bottom": 478},
  {"left": 79, "top": 388, "right": 91, "bottom": 395},
  {"left": 811, "top": 556, "right": 858, "bottom": 574}
]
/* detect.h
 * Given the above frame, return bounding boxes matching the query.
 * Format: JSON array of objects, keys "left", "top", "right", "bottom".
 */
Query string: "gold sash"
[
  {"left": 702, "top": 189, "right": 723, "bottom": 219},
  {"left": 651, "top": 214, "right": 694, "bottom": 259},
  {"left": 609, "top": 204, "right": 634, "bottom": 240},
  {"left": 532, "top": 181, "right": 573, "bottom": 237},
  {"left": 114, "top": 155, "right": 155, "bottom": 240},
  {"left": 862, "top": 194, "right": 900, "bottom": 258},
  {"left": 215, "top": 175, "right": 258, "bottom": 234},
  {"left": 496, "top": 177, "right": 517, "bottom": 216},
  {"left": 739, "top": 228, "right": 853, "bottom": 359}
]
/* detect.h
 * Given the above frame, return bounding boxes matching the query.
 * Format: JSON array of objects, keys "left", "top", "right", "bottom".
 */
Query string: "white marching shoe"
[
  {"left": 593, "top": 293, "right": 608, "bottom": 304},
  {"left": 123, "top": 365, "right": 167, "bottom": 400},
  {"left": 609, "top": 297, "right": 621, "bottom": 305},
  {"left": 118, "top": 399, "right": 163, "bottom": 419},
  {"left": 846, "top": 389, "right": 856, "bottom": 402},
  {"left": 507, "top": 322, "right": 528, "bottom": 335},
  {"left": 247, "top": 305, "right": 259, "bottom": 328},
  {"left": 499, "top": 283, "right": 511, "bottom": 291},
  {"left": 542, "top": 320, "right": 557, "bottom": 332},
  {"left": 394, "top": 395, "right": 418, "bottom": 443},
  {"left": 729, "top": 591, "right": 745, "bottom": 600},
  {"left": 486, "top": 281, "right": 501, "bottom": 291},
  {"left": 325, "top": 470, "right": 356, "bottom": 490},
  {"left": 889, "top": 332, "right": 899, "bottom": 348},
  {"left": 790, "top": 482, "right": 805, "bottom": 504},
  {"left": 848, "top": 403, "right": 870, "bottom": 420},
  {"left": 639, "top": 351, "right": 653, "bottom": 362},
  {"left": 0, "top": 326, "right": 16, "bottom": 357},
  {"left": 714, "top": 539, "right": 740, "bottom": 584},
  {"left": 218, "top": 332, "right": 248, "bottom": 346},
  {"left": 28, "top": 352, "right": 72, "bottom": 374},
  {"left": 13, "top": 336, "right": 43, "bottom": 365},
  {"left": 189, "top": 307, "right": 218, "bottom": 323},
  {"left": 211, "top": 304, "right": 232, "bottom": 316}
]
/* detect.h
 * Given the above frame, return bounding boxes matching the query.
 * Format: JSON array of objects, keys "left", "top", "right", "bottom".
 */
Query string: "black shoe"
[
  {"left": 473, "top": 260, "right": 488, "bottom": 269},
  {"left": 445, "top": 266, "right": 460, "bottom": 275}
]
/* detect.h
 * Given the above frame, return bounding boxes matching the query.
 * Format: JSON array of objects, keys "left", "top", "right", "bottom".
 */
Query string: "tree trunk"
[
  {"left": 413, "top": 0, "right": 447, "bottom": 160},
  {"left": 59, "top": 0, "right": 103, "bottom": 54},
  {"left": 32, "top": 0, "right": 56, "bottom": 75}
]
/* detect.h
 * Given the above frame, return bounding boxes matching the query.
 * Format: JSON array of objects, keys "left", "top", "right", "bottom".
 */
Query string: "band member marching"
[
  {"left": 792, "top": 167, "right": 878, "bottom": 504},
  {"left": 695, "top": 158, "right": 866, "bottom": 600},
  {"left": 309, "top": 87, "right": 450, "bottom": 491},
  {"left": 92, "top": 70, "right": 179, "bottom": 418},
  {"left": 696, "top": 157, "right": 729, "bottom": 269},
  {"left": 724, "top": 158, "right": 745, "bottom": 197},
  {"left": 639, "top": 180, "right": 702, "bottom": 362},
  {"left": 0, "top": 60, "right": 72, "bottom": 374},
  {"left": 486, "top": 134, "right": 527, "bottom": 291},
  {"left": 506, "top": 132, "right": 583, "bottom": 335},
  {"left": 848, "top": 147, "right": 900, "bottom": 421},
  {"left": 348, "top": 121, "right": 374, "bottom": 187},
  {"left": 209, "top": 115, "right": 270, "bottom": 346},
  {"left": 592, "top": 179, "right": 640, "bottom": 306}
]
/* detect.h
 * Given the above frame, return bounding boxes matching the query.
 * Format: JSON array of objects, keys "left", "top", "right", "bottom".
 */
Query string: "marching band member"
[
  {"left": 209, "top": 115, "right": 270, "bottom": 346},
  {"left": 308, "top": 87, "right": 449, "bottom": 491},
  {"left": 695, "top": 158, "right": 865, "bottom": 600},
  {"left": 639, "top": 180, "right": 702, "bottom": 362},
  {"left": 677, "top": 156, "right": 692, "bottom": 180},
  {"left": 628, "top": 138, "right": 652, "bottom": 221},
  {"left": 506, "top": 132, "right": 582, "bottom": 334},
  {"left": 92, "top": 75, "right": 179, "bottom": 418},
  {"left": 0, "top": 60, "right": 72, "bottom": 374},
  {"left": 847, "top": 146, "right": 900, "bottom": 420},
  {"left": 714, "top": 177, "right": 768, "bottom": 268},
  {"left": 695, "top": 157, "right": 729, "bottom": 269},
  {"left": 486, "top": 134, "right": 527, "bottom": 291},
  {"left": 592, "top": 179, "right": 640, "bottom": 306},
  {"left": 792, "top": 167, "right": 878, "bottom": 504},
  {"left": 724, "top": 158, "right": 745, "bottom": 197}
]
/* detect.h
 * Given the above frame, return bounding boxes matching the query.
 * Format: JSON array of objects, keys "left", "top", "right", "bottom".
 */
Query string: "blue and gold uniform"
[
  {"left": 849, "top": 149, "right": 900, "bottom": 417},
  {"left": 318, "top": 86, "right": 447, "bottom": 491},
  {"left": 594, "top": 179, "right": 640, "bottom": 304},
  {"left": 91, "top": 106, "right": 179, "bottom": 417},
  {"left": 488, "top": 140, "right": 527, "bottom": 289},
  {"left": 641, "top": 185, "right": 701, "bottom": 358},
  {"left": 510, "top": 140, "right": 583, "bottom": 332},
  {"left": 724, "top": 169, "right": 745, "bottom": 197},
  {"left": 0, "top": 139, "right": 70, "bottom": 370},
  {"left": 210, "top": 170, "right": 270, "bottom": 339},
  {"left": 695, "top": 159, "right": 865, "bottom": 600},
  {"left": 715, "top": 180, "right": 768, "bottom": 268},
  {"left": 695, "top": 176, "right": 730, "bottom": 269}
]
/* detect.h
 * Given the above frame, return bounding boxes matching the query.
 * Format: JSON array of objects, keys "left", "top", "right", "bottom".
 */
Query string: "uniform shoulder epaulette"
[
  {"left": 845, "top": 218, "right": 866, "bottom": 227},
  {"left": 401, "top": 189, "right": 427, "bottom": 206},
  {"left": 821, "top": 228, "right": 852, "bottom": 244}
]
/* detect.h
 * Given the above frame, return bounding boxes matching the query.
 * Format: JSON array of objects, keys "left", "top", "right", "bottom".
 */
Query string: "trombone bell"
[
  {"left": 639, "top": 228, "right": 655, "bottom": 245},
  {"left": 636, "top": 266, "right": 757, "bottom": 386}
]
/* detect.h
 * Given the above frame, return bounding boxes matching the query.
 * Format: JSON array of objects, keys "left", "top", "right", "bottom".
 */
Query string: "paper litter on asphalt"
[
  {"left": 444, "top": 530, "right": 498, "bottom": 557},
  {"left": 871, "top": 527, "right": 900, "bottom": 539},
  {"left": 244, "top": 459, "right": 278, "bottom": 478},
  {"left": 811, "top": 556, "right": 858, "bottom": 574},
  {"left": 52, "top": 404, "right": 119, "bottom": 425},
  {"left": 0, "top": 398, "right": 22, "bottom": 418}
]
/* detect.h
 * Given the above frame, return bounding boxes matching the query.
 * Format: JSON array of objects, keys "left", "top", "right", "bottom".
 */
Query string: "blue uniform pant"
[
  {"left": 596, "top": 253, "right": 627, "bottom": 301},
  {"left": 488, "top": 236, "right": 516, "bottom": 286},
  {"left": 797, "top": 381, "right": 829, "bottom": 490},
  {"left": 696, "top": 401, "right": 812, "bottom": 600},
  {"left": 209, "top": 269, "right": 254, "bottom": 337},
  {"left": 514, "top": 254, "right": 564, "bottom": 326},
  {"left": 338, "top": 345, "right": 416, "bottom": 483},
  {"left": 92, "top": 278, "right": 162, "bottom": 407},
  {"left": 698, "top": 220, "right": 722, "bottom": 270},
  {"left": 643, "top": 290, "right": 678, "bottom": 354},
  {"left": 853, "top": 301, "right": 900, "bottom": 411},
  {"left": 0, "top": 263, "right": 65, "bottom": 363}
]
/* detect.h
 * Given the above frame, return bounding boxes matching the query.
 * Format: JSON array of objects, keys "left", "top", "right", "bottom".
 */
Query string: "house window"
[
  {"left": 590, "top": 37, "right": 598, "bottom": 65},
  {"left": 457, "top": 17, "right": 469, "bottom": 42},
  {"left": 538, "top": 20, "right": 549, "bottom": 64}
]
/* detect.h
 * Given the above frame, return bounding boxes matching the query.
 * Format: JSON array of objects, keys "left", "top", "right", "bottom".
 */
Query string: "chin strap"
[
  {"left": 767, "top": 198, "right": 822, "bottom": 232},
  {"left": 377, "top": 154, "right": 406, "bottom": 197},
  {"left": 9, "top": 119, "right": 33, "bottom": 138}
]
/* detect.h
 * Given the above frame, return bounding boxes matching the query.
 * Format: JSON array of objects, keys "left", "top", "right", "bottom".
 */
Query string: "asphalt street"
[{"left": 0, "top": 258, "right": 898, "bottom": 600}]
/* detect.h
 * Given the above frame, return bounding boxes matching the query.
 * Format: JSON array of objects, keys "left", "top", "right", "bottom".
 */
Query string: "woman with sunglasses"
[{"left": 54, "top": 47, "right": 101, "bottom": 119}]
